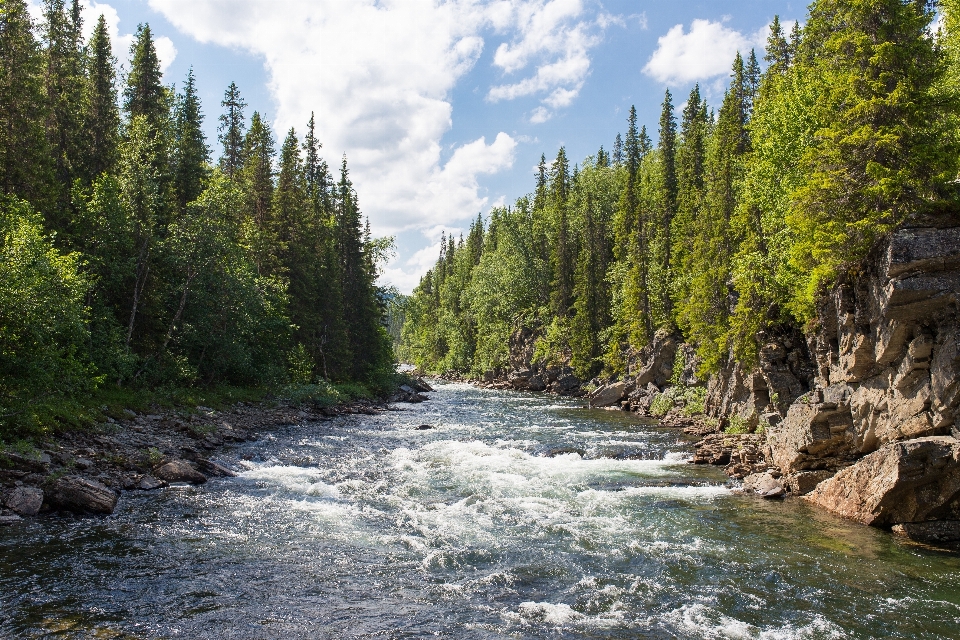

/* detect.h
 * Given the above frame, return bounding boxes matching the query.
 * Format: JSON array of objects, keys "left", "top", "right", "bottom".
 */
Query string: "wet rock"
[
  {"left": 195, "top": 459, "right": 238, "bottom": 477},
  {"left": 137, "top": 475, "right": 167, "bottom": 491},
  {"left": 414, "top": 424, "right": 434, "bottom": 430},
  {"left": 589, "top": 382, "right": 630, "bottom": 408},
  {"left": 154, "top": 460, "right": 207, "bottom": 485},
  {"left": 411, "top": 378, "right": 434, "bottom": 393},
  {"left": 4, "top": 486, "right": 44, "bottom": 516},
  {"left": 782, "top": 470, "right": 835, "bottom": 496},
  {"left": 539, "top": 446, "right": 586, "bottom": 458},
  {"left": 399, "top": 384, "right": 416, "bottom": 394},
  {"left": 804, "top": 436, "right": 960, "bottom": 526},
  {"left": 47, "top": 476, "right": 119, "bottom": 514},
  {"left": 742, "top": 473, "right": 785, "bottom": 499},
  {"left": 0, "top": 514, "right": 22, "bottom": 525},
  {"left": 892, "top": 520, "right": 960, "bottom": 546}
]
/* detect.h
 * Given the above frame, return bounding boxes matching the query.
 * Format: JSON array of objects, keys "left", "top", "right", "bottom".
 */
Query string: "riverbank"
[{"left": 0, "top": 378, "right": 435, "bottom": 523}]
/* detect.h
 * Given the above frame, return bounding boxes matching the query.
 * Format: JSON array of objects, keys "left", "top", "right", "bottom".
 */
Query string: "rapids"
[{"left": 2, "top": 383, "right": 960, "bottom": 638}]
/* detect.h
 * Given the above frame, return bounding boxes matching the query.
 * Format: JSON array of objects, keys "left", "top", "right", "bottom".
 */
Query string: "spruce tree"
[
  {"left": 41, "top": 0, "right": 86, "bottom": 222},
  {"left": 84, "top": 13, "right": 120, "bottom": 181},
  {"left": 549, "top": 147, "right": 573, "bottom": 318},
  {"left": 0, "top": 0, "right": 53, "bottom": 208},
  {"left": 240, "top": 111, "right": 276, "bottom": 272},
  {"left": 218, "top": 82, "right": 245, "bottom": 179},
  {"left": 765, "top": 15, "right": 791, "bottom": 72},
  {"left": 171, "top": 68, "right": 209, "bottom": 213},
  {"left": 657, "top": 89, "right": 677, "bottom": 321},
  {"left": 123, "top": 24, "right": 167, "bottom": 130},
  {"left": 612, "top": 133, "right": 623, "bottom": 166}
]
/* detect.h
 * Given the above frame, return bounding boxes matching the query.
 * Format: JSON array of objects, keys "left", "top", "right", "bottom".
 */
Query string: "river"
[{"left": 2, "top": 383, "right": 960, "bottom": 638}]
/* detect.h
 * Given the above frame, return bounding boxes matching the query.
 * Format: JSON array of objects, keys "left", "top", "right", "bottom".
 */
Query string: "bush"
[{"left": 0, "top": 197, "right": 96, "bottom": 440}]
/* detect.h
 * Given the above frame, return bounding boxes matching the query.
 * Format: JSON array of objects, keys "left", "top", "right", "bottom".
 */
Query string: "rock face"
[
  {"left": 47, "top": 476, "right": 118, "bottom": 514},
  {"left": 804, "top": 437, "right": 960, "bottom": 526},
  {"left": 154, "top": 460, "right": 208, "bottom": 485},
  {"left": 4, "top": 486, "right": 44, "bottom": 516}
]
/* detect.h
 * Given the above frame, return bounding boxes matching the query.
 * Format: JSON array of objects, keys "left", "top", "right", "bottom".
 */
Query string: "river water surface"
[{"left": 3, "top": 383, "right": 960, "bottom": 638}]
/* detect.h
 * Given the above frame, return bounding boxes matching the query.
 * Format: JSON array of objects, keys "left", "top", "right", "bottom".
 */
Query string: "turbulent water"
[{"left": 3, "top": 383, "right": 960, "bottom": 639}]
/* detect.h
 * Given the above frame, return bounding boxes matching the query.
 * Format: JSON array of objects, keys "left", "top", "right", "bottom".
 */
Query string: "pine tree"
[
  {"left": 84, "top": 13, "right": 120, "bottom": 181},
  {"left": 0, "top": 0, "right": 53, "bottom": 208},
  {"left": 218, "top": 82, "right": 245, "bottom": 179},
  {"left": 171, "top": 68, "right": 208, "bottom": 213},
  {"left": 612, "top": 133, "right": 623, "bottom": 166}
]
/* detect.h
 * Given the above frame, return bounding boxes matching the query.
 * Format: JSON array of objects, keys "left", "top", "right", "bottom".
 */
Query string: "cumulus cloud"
[
  {"left": 29, "top": 1, "right": 177, "bottom": 73},
  {"left": 643, "top": 19, "right": 765, "bottom": 85},
  {"left": 487, "top": 0, "right": 615, "bottom": 122}
]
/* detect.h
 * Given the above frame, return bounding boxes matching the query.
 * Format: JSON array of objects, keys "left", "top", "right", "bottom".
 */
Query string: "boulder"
[
  {"left": 196, "top": 458, "right": 238, "bottom": 477},
  {"left": 399, "top": 384, "right": 416, "bottom": 394},
  {"left": 782, "top": 470, "right": 835, "bottom": 496},
  {"left": 804, "top": 436, "right": 960, "bottom": 526},
  {"left": 527, "top": 374, "right": 547, "bottom": 392},
  {"left": 554, "top": 374, "right": 582, "bottom": 396},
  {"left": 4, "top": 486, "right": 43, "bottom": 516},
  {"left": 154, "top": 460, "right": 208, "bottom": 485},
  {"left": 47, "top": 476, "right": 118, "bottom": 514},
  {"left": 742, "top": 472, "right": 785, "bottom": 499},
  {"left": 137, "top": 475, "right": 167, "bottom": 491},
  {"left": 767, "top": 384, "right": 859, "bottom": 473},
  {"left": 589, "top": 382, "right": 629, "bottom": 408},
  {"left": 411, "top": 377, "right": 434, "bottom": 392}
]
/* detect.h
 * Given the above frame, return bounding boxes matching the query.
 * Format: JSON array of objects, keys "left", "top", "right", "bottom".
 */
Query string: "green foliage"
[
  {"left": 725, "top": 414, "right": 751, "bottom": 434},
  {"left": 0, "top": 196, "right": 93, "bottom": 437}
]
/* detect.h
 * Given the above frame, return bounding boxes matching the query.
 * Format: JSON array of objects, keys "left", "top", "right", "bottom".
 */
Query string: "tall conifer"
[
  {"left": 84, "top": 13, "right": 120, "bottom": 180},
  {"left": 218, "top": 82, "right": 245, "bottom": 179},
  {"left": 171, "top": 68, "right": 209, "bottom": 213}
]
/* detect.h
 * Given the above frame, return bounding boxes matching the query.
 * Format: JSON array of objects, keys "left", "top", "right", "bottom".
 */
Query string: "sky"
[{"left": 34, "top": 0, "right": 805, "bottom": 293}]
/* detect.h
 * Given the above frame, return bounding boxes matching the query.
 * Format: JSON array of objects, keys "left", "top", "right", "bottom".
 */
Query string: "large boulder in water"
[
  {"left": 154, "top": 460, "right": 208, "bottom": 485},
  {"left": 47, "top": 476, "right": 118, "bottom": 514},
  {"left": 804, "top": 436, "right": 960, "bottom": 526},
  {"left": 589, "top": 382, "right": 630, "bottom": 408}
]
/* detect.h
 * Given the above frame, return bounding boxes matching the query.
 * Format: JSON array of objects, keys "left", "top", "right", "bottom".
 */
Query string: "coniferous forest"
[
  {"left": 0, "top": 0, "right": 394, "bottom": 438},
  {"left": 400, "top": 0, "right": 960, "bottom": 382}
]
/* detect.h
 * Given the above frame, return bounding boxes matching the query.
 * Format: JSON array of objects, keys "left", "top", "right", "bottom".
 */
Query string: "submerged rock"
[
  {"left": 804, "top": 436, "right": 960, "bottom": 526},
  {"left": 415, "top": 424, "right": 434, "bottom": 430},
  {"left": 154, "top": 460, "right": 208, "bottom": 485},
  {"left": 47, "top": 476, "right": 118, "bottom": 514},
  {"left": 742, "top": 472, "right": 785, "bottom": 499},
  {"left": 892, "top": 520, "right": 960, "bottom": 546},
  {"left": 0, "top": 514, "right": 23, "bottom": 525}
]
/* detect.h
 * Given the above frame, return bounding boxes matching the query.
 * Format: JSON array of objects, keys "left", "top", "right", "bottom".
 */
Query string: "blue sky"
[{"left": 40, "top": 0, "right": 804, "bottom": 292}]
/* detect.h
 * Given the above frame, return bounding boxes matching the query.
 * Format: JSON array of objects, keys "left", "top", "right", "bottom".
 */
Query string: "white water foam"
[{"left": 666, "top": 603, "right": 847, "bottom": 639}]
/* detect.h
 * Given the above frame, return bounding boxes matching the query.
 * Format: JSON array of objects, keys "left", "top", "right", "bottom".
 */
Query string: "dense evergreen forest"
[
  {"left": 400, "top": 0, "right": 960, "bottom": 381},
  {"left": 0, "top": 0, "right": 394, "bottom": 438}
]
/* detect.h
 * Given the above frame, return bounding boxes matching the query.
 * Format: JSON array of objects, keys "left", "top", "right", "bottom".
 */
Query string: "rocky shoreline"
[
  {"left": 463, "top": 218, "right": 960, "bottom": 549},
  {"left": 0, "top": 379, "right": 435, "bottom": 524}
]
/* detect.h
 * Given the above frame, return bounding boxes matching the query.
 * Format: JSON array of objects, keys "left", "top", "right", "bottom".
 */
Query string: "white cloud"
[
  {"left": 29, "top": 1, "right": 177, "bottom": 73},
  {"left": 643, "top": 19, "right": 764, "bottom": 85},
  {"left": 487, "top": 0, "right": 614, "bottom": 122}
]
